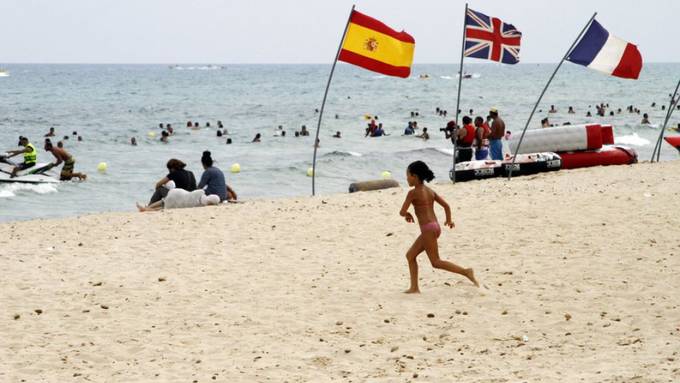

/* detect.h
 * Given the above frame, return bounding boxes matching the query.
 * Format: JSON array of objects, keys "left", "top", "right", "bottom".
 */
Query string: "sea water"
[{"left": 1, "top": 63, "right": 678, "bottom": 222}]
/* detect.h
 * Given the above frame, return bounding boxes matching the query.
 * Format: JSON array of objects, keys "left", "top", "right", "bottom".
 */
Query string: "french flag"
[{"left": 567, "top": 19, "right": 642, "bottom": 79}]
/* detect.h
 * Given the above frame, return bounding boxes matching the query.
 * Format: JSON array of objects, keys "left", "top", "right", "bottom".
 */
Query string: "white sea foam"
[
  {"left": 440, "top": 75, "right": 453, "bottom": 80},
  {"left": 616, "top": 133, "right": 650, "bottom": 146},
  {"left": 0, "top": 183, "right": 58, "bottom": 198},
  {"left": 436, "top": 148, "right": 454, "bottom": 156}
]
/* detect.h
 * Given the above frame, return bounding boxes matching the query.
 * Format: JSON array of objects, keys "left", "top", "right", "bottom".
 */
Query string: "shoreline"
[{"left": 2, "top": 160, "right": 679, "bottom": 381}]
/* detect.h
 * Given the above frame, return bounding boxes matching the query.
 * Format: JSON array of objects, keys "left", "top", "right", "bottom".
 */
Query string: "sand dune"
[{"left": 1, "top": 161, "right": 680, "bottom": 382}]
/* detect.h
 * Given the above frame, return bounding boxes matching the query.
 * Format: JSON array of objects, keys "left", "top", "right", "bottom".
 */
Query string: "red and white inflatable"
[
  {"left": 559, "top": 145, "right": 637, "bottom": 169},
  {"left": 509, "top": 124, "right": 603, "bottom": 154},
  {"left": 664, "top": 136, "right": 680, "bottom": 152}
]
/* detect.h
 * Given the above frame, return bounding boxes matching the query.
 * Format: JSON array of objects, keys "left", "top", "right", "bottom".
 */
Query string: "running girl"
[{"left": 400, "top": 161, "right": 478, "bottom": 293}]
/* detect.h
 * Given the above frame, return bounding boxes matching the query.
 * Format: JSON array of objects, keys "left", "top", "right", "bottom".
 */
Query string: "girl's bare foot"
[
  {"left": 403, "top": 287, "right": 420, "bottom": 294},
  {"left": 465, "top": 268, "right": 479, "bottom": 287}
]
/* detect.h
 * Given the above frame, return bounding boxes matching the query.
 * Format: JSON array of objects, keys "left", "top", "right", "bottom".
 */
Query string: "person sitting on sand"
[
  {"left": 333, "top": 131, "right": 341, "bottom": 138},
  {"left": 45, "top": 127, "right": 56, "bottom": 137},
  {"left": 198, "top": 151, "right": 235, "bottom": 202},
  {"left": 400, "top": 161, "right": 478, "bottom": 293},
  {"left": 641, "top": 113, "right": 650, "bottom": 125},
  {"left": 149, "top": 158, "right": 197, "bottom": 204},
  {"left": 252, "top": 133, "right": 261, "bottom": 143},
  {"left": 137, "top": 188, "right": 220, "bottom": 212},
  {"left": 44, "top": 138, "right": 87, "bottom": 181},
  {"left": 416, "top": 127, "right": 429, "bottom": 140}
]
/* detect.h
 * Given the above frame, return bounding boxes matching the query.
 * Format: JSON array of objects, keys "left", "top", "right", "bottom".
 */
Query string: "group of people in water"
[{"left": 137, "top": 151, "right": 237, "bottom": 212}]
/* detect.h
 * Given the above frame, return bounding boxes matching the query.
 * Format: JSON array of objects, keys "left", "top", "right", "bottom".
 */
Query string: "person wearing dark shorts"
[{"left": 149, "top": 159, "right": 197, "bottom": 204}]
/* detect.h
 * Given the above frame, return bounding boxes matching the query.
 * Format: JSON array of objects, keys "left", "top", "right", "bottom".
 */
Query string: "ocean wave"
[
  {"left": 440, "top": 76, "right": 454, "bottom": 80},
  {"left": 322, "top": 150, "right": 363, "bottom": 158},
  {"left": 616, "top": 133, "right": 651, "bottom": 146},
  {"left": 0, "top": 182, "right": 58, "bottom": 198},
  {"left": 392, "top": 147, "right": 453, "bottom": 157}
]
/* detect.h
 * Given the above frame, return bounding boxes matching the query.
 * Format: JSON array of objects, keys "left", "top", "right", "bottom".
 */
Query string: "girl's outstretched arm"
[
  {"left": 400, "top": 190, "right": 414, "bottom": 223},
  {"left": 434, "top": 192, "right": 454, "bottom": 228}
]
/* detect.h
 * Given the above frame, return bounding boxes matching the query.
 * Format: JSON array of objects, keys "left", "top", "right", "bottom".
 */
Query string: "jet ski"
[{"left": 0, "top": 155, "right": 59, "bottom": 184}]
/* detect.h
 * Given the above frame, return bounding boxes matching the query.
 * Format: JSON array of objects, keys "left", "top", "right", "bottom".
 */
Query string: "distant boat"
[{"left": 0, "top": 69, "right": 9, "bottom": 77}]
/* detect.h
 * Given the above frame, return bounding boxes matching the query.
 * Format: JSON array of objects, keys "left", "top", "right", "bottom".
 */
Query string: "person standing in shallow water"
[{"left": 399, "top": 161, "right": 478, "bottom": 293}]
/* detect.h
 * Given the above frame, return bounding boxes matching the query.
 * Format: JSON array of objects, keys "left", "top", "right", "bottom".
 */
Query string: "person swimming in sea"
[{"left": 399, "top": 161, "right": 478, "bottom": 293}]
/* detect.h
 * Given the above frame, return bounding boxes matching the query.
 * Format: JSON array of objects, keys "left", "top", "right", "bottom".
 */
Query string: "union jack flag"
[{"left": 464, "top": 8, "right": 522, "bottom": 64}]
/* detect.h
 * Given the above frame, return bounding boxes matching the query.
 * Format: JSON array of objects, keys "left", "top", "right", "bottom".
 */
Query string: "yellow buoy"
[
  {"left": 230, "top": 163, "right": 241, "bottom": 173},
  {"left": 97, "top": 162, "right": 107, "bottom": 172},
  {"left": 381, "top": 171, "right": 392, "bottom": 179},
  {"left": 147, "top": 131, "right": 156, "bottom": 138},
  {"left": 306, "top": 167, "right": 314, "bottom": 177}
]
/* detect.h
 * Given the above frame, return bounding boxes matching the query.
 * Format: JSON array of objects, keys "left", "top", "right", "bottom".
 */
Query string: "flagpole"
[
  {"left": 507, "top": 12, "right": 597, "bottom": 179},
  {"left": 451, "top": 3, "right": 468, "bottom": 183},
  {"left": 311, "top": 5, "right": 355, "bottom": 196},
  {"left": 651, "top": 79, "right": 680, "bottom": 162}
]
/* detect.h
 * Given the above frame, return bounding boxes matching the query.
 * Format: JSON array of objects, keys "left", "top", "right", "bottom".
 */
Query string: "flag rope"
[
  {"left": 651, "top": 79, "right": 680, "bottom": 162},
  {"left": 507, "top": 12, "right": 598, "bottom": 179},
  {"left": 452, "top": 3, "right": 469, "bottom": 183},
  {"left": 311, "top": 5, "right": 356, "bottom": 196}
]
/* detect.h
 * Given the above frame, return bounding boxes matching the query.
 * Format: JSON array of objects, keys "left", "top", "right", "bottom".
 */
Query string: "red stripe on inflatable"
[
  {"left": 611, "top": 43, "right": 642, "bottom": 79},
  {"left": 664, "top": 136, "right": 680, "bottom": 148},
  {"left": 560, "top": 146, "right": 636, "bottom": 169},
  {"left": 338, "top": 49, "right": 411, "bottom": 78},
  {"left": 600, "top": 125, "right": 614, "bottom": 145},
  {"left": 349, "top": 10, "right": 415, "bottom": 44},
  {"left": 585, "top": 124, "right": 603, "bottom": 150}
]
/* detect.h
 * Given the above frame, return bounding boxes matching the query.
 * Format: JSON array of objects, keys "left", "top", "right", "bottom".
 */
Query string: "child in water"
[{"left": 400, "top": 161, "right": 478, "bottom": 293}]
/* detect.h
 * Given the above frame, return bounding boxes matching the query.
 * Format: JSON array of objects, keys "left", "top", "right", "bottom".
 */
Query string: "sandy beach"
[{"left": 1, "top": 160, "right": 679, "bottom": 382}]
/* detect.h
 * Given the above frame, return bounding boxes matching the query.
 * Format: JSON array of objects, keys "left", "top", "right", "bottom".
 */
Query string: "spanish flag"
[{"left": 338, "top": 10, "right": 415, "bottom": 78}]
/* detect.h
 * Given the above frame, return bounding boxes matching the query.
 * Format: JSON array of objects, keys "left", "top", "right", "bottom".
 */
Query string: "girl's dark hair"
[
  {"left": 201, "top": 151, "right": 213, "bottom": 167},
  {"left": 166, "top": 158, "right": 186, "bottom": 171},
  {"left": 408, "top": 160, "right": 435, "bottom": 183}
]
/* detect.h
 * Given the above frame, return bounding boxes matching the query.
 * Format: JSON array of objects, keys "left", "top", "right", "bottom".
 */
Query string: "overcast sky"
[{"left": 0, "top": 0, "right": 677, "bottom": 64}]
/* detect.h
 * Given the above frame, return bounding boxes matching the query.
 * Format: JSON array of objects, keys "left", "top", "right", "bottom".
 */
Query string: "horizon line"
[{"left": 1, "top": 61, "right": 678, "bottom": 65}]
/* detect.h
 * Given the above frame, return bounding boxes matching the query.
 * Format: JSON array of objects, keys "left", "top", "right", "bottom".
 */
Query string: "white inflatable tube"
[{"left": 509, "top": 124, "right": 603, "bottom": 154}]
